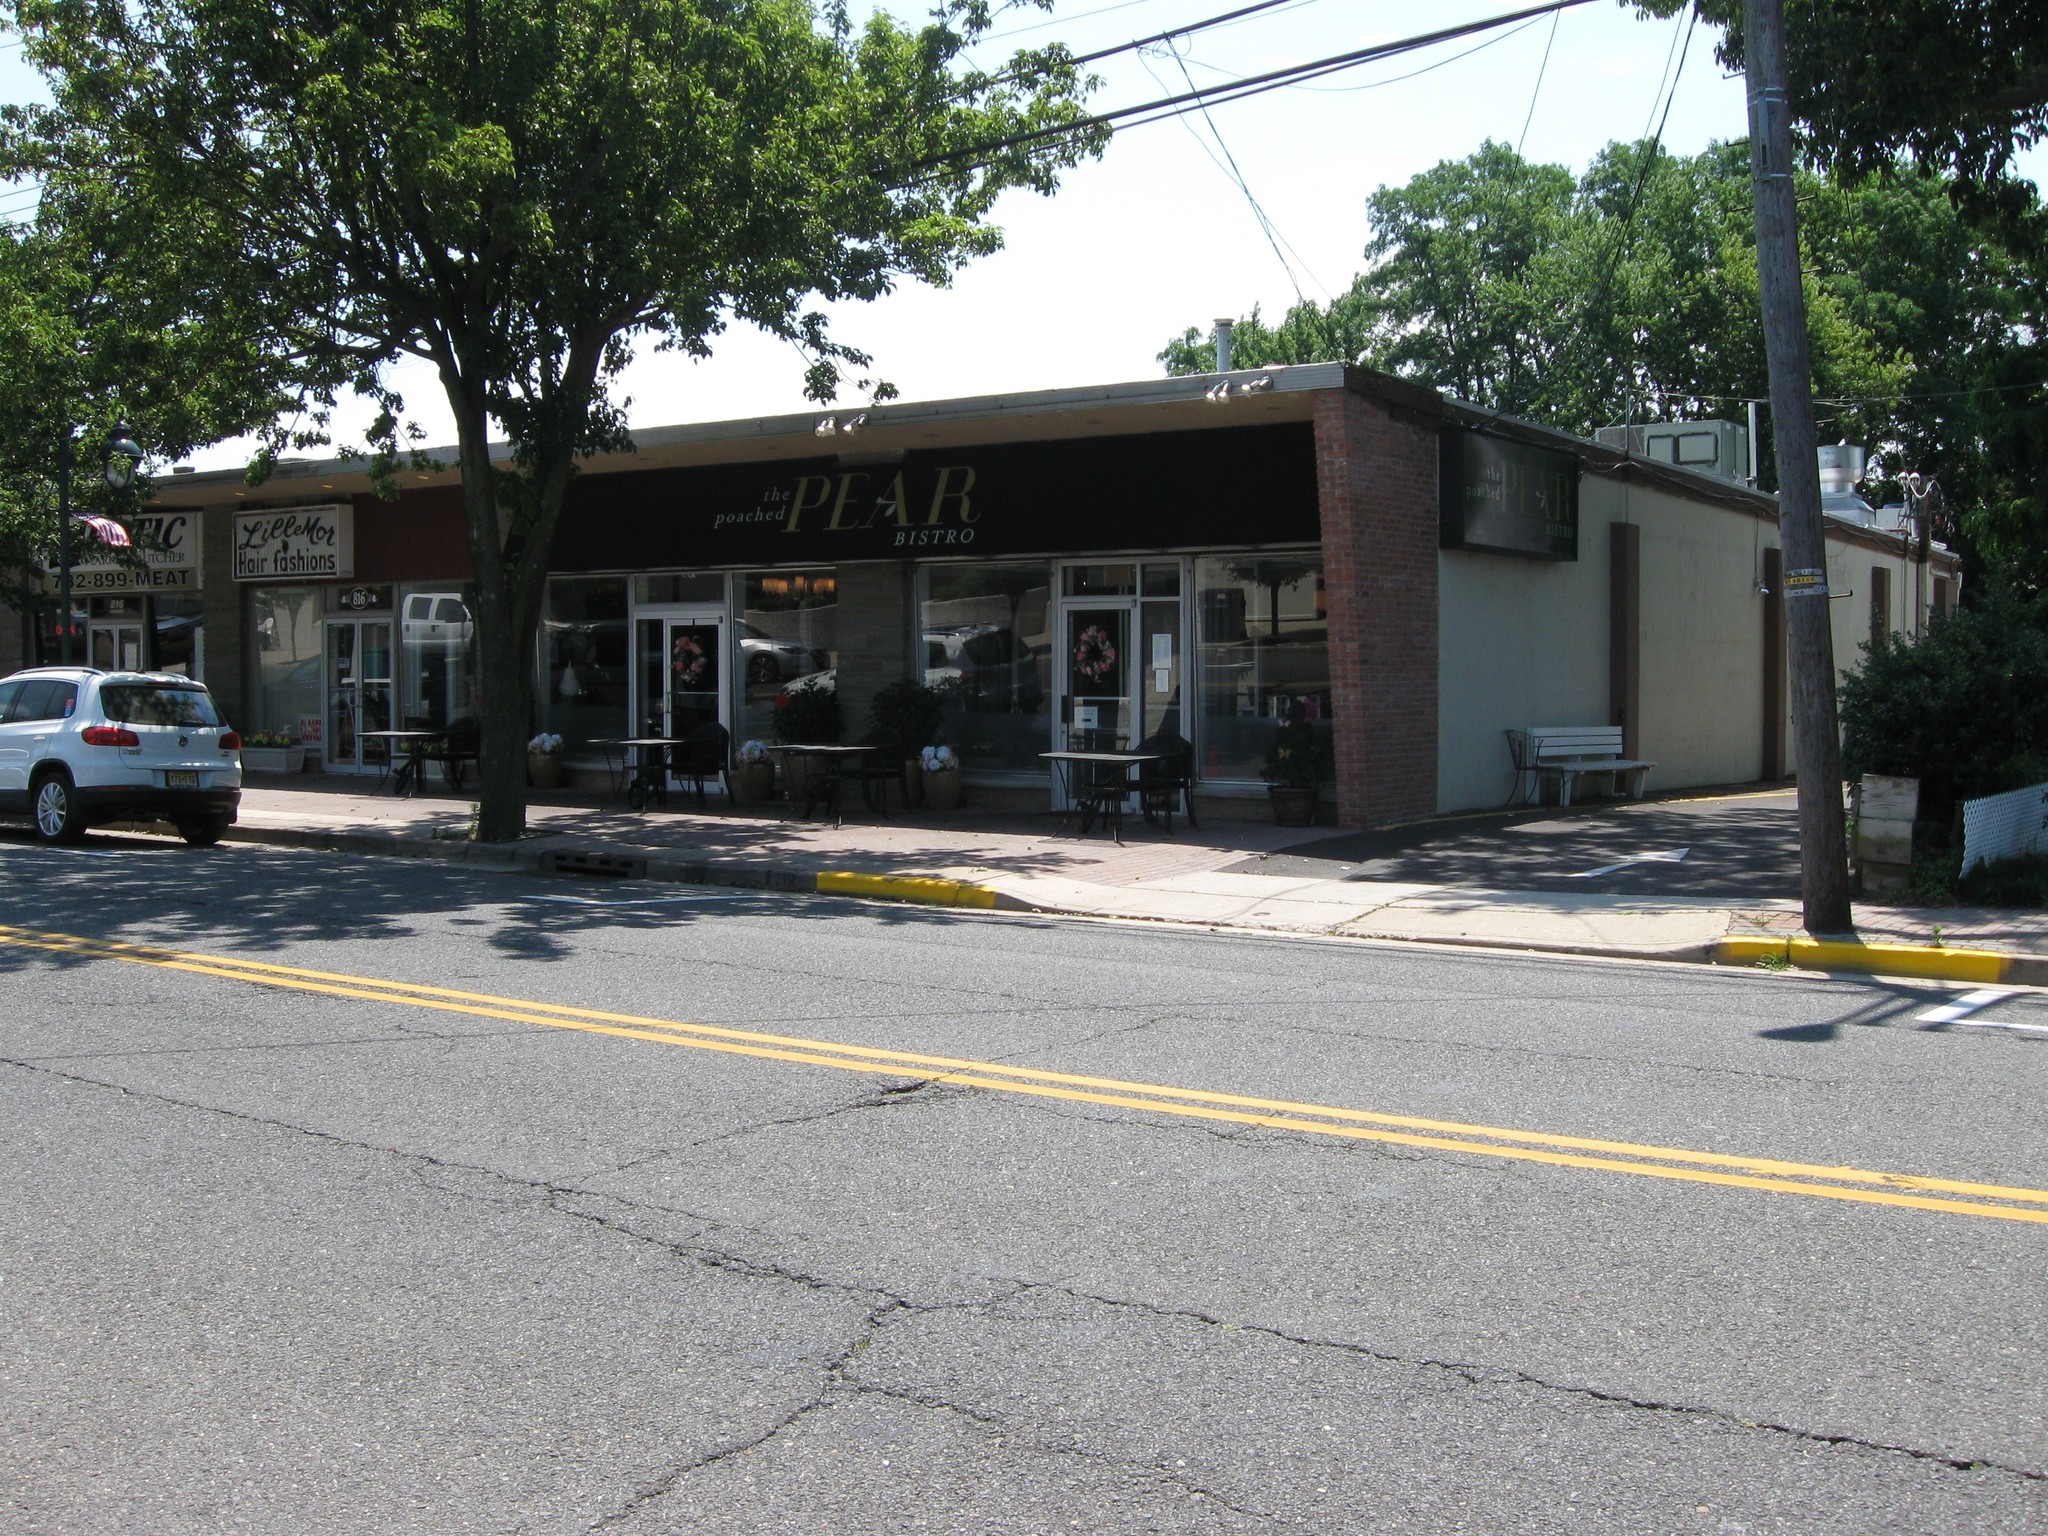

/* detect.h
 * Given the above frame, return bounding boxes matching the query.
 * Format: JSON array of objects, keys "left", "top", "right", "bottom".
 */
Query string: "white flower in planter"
[
  {"left": 737, "top": 739, "right": 771, "bottom": 764},
  {"left": 920, "top": 744, "right": 957, "bottom": 772},
  {"left": 528, "top": 732, "right": 564, "bottom": 755}
]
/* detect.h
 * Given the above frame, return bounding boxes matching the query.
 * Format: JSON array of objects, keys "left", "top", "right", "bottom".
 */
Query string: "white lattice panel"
[{"left": 1960, "top": 781, "right": 2048, "bottom": 876}]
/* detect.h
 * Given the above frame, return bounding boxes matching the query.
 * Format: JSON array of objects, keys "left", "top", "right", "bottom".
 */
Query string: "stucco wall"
[
  {"left": 1438, "top": 463, "right": 1955, "bottom": 812},
  {"left": 1436, "top": 537, "right": 1610, "bottom": 811}
]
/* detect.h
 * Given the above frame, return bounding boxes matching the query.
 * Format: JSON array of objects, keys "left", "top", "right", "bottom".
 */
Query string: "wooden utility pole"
[{"left": 1744, "top": 0, "right": 1853, "bottom": 933}]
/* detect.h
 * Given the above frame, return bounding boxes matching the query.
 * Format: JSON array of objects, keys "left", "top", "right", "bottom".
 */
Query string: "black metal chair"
[
  {"left": 1135, "top": 731, "right": 1197, "bottom": 832},
  {"left": 425, "top": 716, "right": 480, "bottom": 790},
  {"left": 1068, "top": 726, "right": 1135, "bottom": 839},
  {"left": 670, "top": 721, "right": 732, "bottom": 806},
  {"left": 839, "top": 727, "right": 901, "bottom": 816}
]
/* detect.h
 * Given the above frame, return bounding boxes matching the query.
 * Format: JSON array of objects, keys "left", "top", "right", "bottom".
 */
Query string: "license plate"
[{"left": 165, "top": 770, "right": 199, "bottom": 788}]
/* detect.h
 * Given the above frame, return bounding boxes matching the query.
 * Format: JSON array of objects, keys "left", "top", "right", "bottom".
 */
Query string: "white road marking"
[
  {"left": 1915, "top": 988, "right": 2015, "bottom": 1024},
  {"left": 1569, "top": 847, "right": 1690, "bottom": 879}
]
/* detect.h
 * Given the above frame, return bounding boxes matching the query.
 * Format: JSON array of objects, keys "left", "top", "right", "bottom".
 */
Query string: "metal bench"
[{"left": 1507, "top": 726, "right": 1656, "bottom": 808}]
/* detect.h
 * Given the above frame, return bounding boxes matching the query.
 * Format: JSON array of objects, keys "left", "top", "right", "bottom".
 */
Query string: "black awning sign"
[{"left": 1440, "top": 429, "right": 1579, "bottom": 561}]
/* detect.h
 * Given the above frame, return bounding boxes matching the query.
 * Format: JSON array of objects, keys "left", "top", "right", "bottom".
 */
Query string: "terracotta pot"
[
  {"left": 922, "top": 766, "right": 962, "bottom": 812},
  {"left": 527, "top": 751, "right": 563, "bottom": 791},
  {"left": 734, "top": 760, "right": 775, "bottom": 804},
  {"left": 1268, "top": 784, "right": 1318, "bottom": 826}
]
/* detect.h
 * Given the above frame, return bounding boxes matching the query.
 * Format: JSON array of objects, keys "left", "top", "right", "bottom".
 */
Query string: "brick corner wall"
[{"left": 1314, "top": 390, "right": 1439, "bottom": 828}]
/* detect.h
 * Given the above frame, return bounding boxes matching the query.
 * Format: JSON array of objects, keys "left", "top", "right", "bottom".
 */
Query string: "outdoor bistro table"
[
  {"left": 608, "top": 736, "right": 690, "bottom": 810},
  {"left": 355, "top": 729, "right": 447, "bottom": 798},
  {"left": 770, "top": 743, "right": 876, "bottom": 825},
  {"left": 1040, "top": 750, "right": 1165, "bottom": 843}
]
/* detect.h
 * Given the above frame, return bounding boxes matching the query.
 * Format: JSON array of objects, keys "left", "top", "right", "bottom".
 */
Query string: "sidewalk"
[{"left": 215, "top": 775, "right": 2048, "bottom": 982}]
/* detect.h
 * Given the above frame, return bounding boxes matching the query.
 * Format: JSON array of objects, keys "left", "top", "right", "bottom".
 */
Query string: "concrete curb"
[{"left": 1714, "top": 935, "right": 2048, "bottom": 986}]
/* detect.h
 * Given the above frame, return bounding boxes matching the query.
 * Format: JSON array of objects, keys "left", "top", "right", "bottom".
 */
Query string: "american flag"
[{"left": 75, "top": 514, "right": 131, "bottom": 548}]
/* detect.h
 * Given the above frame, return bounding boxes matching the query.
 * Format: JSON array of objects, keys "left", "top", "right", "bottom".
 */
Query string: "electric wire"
[{"left": 1518, "top": 10, "right": 1560, "bottom": 154}]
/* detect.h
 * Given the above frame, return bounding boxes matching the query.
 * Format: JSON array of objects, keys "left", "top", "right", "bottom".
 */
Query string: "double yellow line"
[{"left": 7, "top": 922, "right": 2048, "bottom": 1226}]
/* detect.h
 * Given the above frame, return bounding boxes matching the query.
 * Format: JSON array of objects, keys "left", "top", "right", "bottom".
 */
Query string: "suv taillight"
[
  {"left": 219, "top": 732, "right": 242, "bottom": 753},
  {"left": 81, "top": 725, "right": 140, "bottom": 747}
]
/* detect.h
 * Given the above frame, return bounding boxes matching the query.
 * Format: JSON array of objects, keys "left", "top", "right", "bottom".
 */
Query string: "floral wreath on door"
[
  {"left": 1073, "top": 625, "right": 1118, "bottom": 683},
  {"left": 671, "top": 633, "right": 711, "bottom": 688}
]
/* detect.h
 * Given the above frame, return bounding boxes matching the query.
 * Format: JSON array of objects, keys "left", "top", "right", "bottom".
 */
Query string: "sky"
[{"left": 3, "top": 0, "right": 2044, "bottom": 470}]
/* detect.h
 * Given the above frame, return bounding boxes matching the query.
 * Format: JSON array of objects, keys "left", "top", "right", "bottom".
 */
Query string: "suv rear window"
[{"left": 99, "top": 683, "right": 223, "bottom": 728}]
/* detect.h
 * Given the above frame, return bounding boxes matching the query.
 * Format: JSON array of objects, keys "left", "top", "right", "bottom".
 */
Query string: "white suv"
[{"left": 0, "top": 668, "right": 243, "bottom": 846}]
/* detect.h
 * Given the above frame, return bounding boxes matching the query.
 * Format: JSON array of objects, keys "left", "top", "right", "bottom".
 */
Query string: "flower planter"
[
  {"left": 241, "top": 745, "right": 306, "bottom": 775},
  {"left": 527, "top": 751, "right": 563, "bottom": 791},
  {"left": 922, "top": 766, "right": 962, "bottom": 812},
  {"left": 734, "top": 760, "right": 775, "bottom": 805},
  {"left": 899, "top": 759, "right": 925, "bottom": 810},
  {"left": 1268, "top": 785, "right": 1318, "bottom": 826}
]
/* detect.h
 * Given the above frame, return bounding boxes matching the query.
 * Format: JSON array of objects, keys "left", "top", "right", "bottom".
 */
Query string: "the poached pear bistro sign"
[
  {"left": 550, "top": 425, "right": 1322, "bottom": 570},
  {"left": 233, "top": 504, "right": 355, "bottom": 582},
  {"left": 1438, "top": 428, "right": 1578, "bottom": 561}
]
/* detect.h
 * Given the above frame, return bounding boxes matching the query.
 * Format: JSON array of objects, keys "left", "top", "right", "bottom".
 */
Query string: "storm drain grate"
[{"left": 543, "top": 850, "right": 649, "bottom": 880}]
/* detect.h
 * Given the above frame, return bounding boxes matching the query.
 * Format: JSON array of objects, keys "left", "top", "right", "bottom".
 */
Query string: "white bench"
[{"left": 1507, "top": 726, "right": 1656, "bottom": 808}]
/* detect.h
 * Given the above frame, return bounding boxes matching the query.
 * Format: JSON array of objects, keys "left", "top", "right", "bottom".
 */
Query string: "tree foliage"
[
  {"left": 1162, "top": 139, "right": 2048, "bottom": 589},
  {"left": 5, "top": 0, "right": 1103, "bottom": 838}
]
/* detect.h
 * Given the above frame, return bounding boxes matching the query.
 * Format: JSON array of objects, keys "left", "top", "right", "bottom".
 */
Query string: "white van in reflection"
[{"left": 403, "top": 593, "right": 473, "bottom": 646}]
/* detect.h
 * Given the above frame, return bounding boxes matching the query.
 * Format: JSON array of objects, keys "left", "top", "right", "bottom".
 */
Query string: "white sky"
[{"left": 3, "top": 0, "right": 2043, "bottom": 470}]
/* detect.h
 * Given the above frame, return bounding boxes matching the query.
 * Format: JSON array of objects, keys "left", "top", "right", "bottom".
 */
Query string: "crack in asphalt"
[{"left": 7, "top": 1052, "right": 2043, "bottom": 1504}]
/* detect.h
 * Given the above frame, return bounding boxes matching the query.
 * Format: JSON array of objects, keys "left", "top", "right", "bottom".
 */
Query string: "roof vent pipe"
[
  {"left": 1214, "top": 317, "right": 1234, "bottom": 374},
  {"left": 1817, "top": 443, "right": 1866, "bottom": 497}
]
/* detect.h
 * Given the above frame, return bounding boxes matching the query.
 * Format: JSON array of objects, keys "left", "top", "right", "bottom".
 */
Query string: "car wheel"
[
  {"left": 31, "top": 771, "right": 86, "bottom": 846},
  {"left": 177, "top": 817, "right": 230, "bottom": 848},
  {"left": 747, "top": 653, "right": 781, "bottom": 686}
]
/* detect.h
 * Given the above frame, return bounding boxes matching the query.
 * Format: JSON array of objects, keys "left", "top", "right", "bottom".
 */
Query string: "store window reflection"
[
  {"left": 398, "top": 586, "right": 478, "bottom": 729},
  {"left": 921, "top": 562, "right": 1050, "bottom": 773},
  {"left": 246, "top": 586, "right": 325, "bottom": 742},
  {"left": 736, "top": 571, "right": 836, "bottom": 748},
  {"left": 541, "top": 576, "right": 629, "bottom": 755},
  {"left": 1195, "top": 555, "right": 1330, "bottom": 782}
]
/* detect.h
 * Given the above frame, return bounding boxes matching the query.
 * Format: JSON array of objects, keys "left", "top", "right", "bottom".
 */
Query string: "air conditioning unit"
[{"left": 1594, "top": 421, "right": 1751, "bottom": 483}]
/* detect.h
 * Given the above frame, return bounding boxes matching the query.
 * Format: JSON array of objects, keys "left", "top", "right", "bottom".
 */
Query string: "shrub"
[
  {"left": 870, "top": 678, "right": 948, "bottom": 750},
  {"left": 1840, "top": 584, "right": 2048, "bottom": 822},
  {"left": 772, "top": 676, "right": 842, "bottom": 744},
  {"left": 1263, "top": 715, "right": 1334, "bottom": 788}
]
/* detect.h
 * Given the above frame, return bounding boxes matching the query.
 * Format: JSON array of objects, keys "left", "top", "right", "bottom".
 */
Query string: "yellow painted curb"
[
  {"left": 816, "top": 871, "right": 1000, "bottom": 909},
  {"left": 1715, "top": 935, "right": 2011, "bottom": 983}
]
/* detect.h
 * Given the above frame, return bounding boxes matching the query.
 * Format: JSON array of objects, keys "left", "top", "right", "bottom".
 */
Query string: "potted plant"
[
  {"left": 527, "top": 731, "right": 564, "bottom": 790},
  {"left": 920, "top": 742, "right": 963, "bottom": 812},
  {"left": 773, "top": 676, "right": 842, "bottom": 800},
  {"left": 241, "top": 730, "right": 305, "bottom": 775},
  {"left": 1263, "top": 714, "right": 1332, "bottom": 826},
  {"left": 871, "top": 678, "right": 949, "bottom": 809},
  {"left": 734, "top": 738, "right": 775, "bottom": 804}
]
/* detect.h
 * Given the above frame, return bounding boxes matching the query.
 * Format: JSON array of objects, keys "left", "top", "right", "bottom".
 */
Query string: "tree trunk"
[{"left": 1744, "top": 0, "right": 1854, "bottom": 935}]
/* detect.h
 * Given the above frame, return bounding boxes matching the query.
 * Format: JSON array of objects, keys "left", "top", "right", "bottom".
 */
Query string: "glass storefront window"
[
  {"left": 923, "top": 562, "right": 1051, "bottom": 773},
  {"left": 246, "top": 585, "right": 326, "bottom": 740},
  {"left": 398, "top": 584, "right": 478, "bottom": 730},
  {"left": 152, "top": 593, "right": 203, "bottom": 677},
  {"left": 1194, "top": 555, "right": 1330, "bottom": 783},
  {"left": 634, "top": 573, "right": 724, "bottom": 605},
  {"left": 540, "top": 576, "right": 629, "bottom": 756},
  {"left": 736, "top": 571, "right": 836, "bottom": 749},
  {"left": 1061, "top": 563, "right": 1136, "bottom": 598}
]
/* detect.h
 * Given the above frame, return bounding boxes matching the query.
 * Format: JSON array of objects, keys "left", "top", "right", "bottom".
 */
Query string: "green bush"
[
  {"left": 1840, "top": 584, "right": 2048, "bottom": 821},
  {"left": 1263, "top": 716, "right": 1334, "bottom": 788},
  {"left": 869, "top": 678, "right": 948, "bottom": 750},
  {"left": 772, "top": 677, "right": 842, "bottom": 744}
]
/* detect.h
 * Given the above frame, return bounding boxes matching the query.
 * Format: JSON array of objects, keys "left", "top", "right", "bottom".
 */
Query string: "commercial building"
[{"left": 12, "top": 363, "right": 1961, "bottom": 824}]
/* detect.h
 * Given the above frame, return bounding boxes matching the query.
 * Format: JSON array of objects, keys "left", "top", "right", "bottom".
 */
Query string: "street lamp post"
[{"left": 55, "top": 422, "right": 145, "bottom": 666}]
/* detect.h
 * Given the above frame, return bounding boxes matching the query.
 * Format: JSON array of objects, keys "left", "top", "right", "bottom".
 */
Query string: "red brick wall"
[{"left": 1315, "top": 389, "right": 1439, "bottom": 827}]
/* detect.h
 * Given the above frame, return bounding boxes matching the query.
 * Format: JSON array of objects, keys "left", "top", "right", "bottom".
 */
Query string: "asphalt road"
[{"left": 4, "top": 834, "right": 2046, "bottom": 1534}]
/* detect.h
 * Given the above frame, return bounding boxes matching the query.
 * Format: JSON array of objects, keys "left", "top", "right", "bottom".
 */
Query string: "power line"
[
  {"left": 898, "top": 0, "right": 1600, "bottom": 182},
  {"left": 1517, "top": 11, "right": 1559, "bottom": 154}
]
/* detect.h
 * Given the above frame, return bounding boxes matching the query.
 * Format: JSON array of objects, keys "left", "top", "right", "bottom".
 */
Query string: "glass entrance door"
[
  {"left": 324, "top": 618, "right": 394, "bottom": 772},
  {"left": 633, "top": 610, "right": 726, "bottom": 792},
  {"left": 1053, "top": 563, "right": 1183, "bottom": 806},
  {"left": 90, "top": 622, "right": 145, "bottom": 673}
]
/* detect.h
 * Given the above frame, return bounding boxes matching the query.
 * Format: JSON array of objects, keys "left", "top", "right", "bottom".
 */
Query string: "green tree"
[
  {"left": 6, "top": 0, "right": 1102, "bottom": 839},
  {"left": 1163, "top": 140, "right": 2048, "bottom": 586}
]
